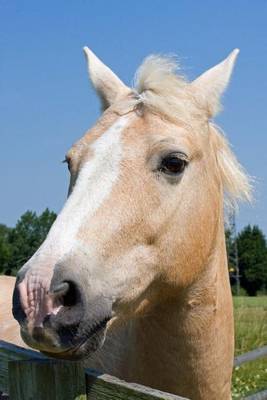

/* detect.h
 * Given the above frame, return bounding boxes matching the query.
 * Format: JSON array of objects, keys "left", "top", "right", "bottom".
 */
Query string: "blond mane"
[
  {"left": 133, "top": 54, "right": 252, "bottom": 209},
  {"left": 210, "top": 124, "right": 252, "bottom": 211}
]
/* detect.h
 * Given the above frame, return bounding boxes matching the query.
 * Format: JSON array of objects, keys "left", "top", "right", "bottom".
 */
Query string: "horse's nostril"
[
  {"left": 50, "top": 281, "right": 79, "bottom": 307},
  {"left": 63, "top": 282, "right": 79, "bottom": 307},
  {"left": 50, "top": 282, "right": 70, "bottom": 297},
  {"left": 49, "top": 280, "right": 83, "bottom": 330},
  {"left": 52, "top": 281, "right": 79, "bottom": 307},
  {"left": 62, "top": 281, "right": 79, "bottom": 307}
]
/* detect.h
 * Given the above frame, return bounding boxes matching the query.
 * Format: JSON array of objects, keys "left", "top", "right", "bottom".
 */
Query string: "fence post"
[{"left": 8, "top": 359, "right": 86, "bottom": 400}]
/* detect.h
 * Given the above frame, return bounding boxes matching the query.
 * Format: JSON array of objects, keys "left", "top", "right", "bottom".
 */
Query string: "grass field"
[{"left": 232, "top": 296, "right": 267, "bottom": 398}]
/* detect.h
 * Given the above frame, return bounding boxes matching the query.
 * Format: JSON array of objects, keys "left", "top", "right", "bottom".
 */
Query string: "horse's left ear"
[
  {"left": 191, "top": 49, "right": 239, "bottom": 117},
  {"left": 83, "top": 47, "right": 130, "bottom": 110}
]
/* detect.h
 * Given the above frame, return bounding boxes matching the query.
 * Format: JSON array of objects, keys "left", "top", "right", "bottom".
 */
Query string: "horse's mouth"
[
  {"left": 43, "top": 317, "right": 110, "bottom": 360},
  {"left": 21, "top": 316, "right": 110, "bottom": 361}
]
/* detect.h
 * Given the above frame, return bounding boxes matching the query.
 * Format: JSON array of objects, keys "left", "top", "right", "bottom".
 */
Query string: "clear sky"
[{"left": 0, "top": 1, "right": 266, "bottom": 235}]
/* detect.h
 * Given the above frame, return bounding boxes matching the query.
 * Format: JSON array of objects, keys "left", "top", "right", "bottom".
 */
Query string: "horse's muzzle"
[{"left": 12, "top": 271, "right": 112, "bottom": 359}]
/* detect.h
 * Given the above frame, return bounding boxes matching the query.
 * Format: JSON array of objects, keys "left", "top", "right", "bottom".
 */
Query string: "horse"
[{"left": 1, "top": 47, "right": 251, "bottom": 399}]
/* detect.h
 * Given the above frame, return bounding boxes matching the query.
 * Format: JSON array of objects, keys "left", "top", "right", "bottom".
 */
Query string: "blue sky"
[{"left": 0, "top": 1, "right": 266, "bottom": 235}]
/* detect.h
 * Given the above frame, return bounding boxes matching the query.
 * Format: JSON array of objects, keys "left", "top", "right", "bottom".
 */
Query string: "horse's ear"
[
  {"left": 83, "top": 47, "right": 130, "bottom": 110},
  {"left": 191, "top": 49, "right": 239, "bottom": 117}
]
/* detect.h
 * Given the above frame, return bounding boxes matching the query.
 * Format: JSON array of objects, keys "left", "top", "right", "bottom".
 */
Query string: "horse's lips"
[
  {"left": 41, "top": 321, "right": 108, "bottom": 361},
  {"left": 43, "top": 329, "right": 106, "bottom": 360},
  {"left": 20, "top": 316, "right": 110, "bottom": 360}
]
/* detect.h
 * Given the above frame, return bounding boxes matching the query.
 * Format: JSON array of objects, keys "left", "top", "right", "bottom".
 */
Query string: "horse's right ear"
[{"left": 83, "top": 47, "right": 130, "bottom": 111}]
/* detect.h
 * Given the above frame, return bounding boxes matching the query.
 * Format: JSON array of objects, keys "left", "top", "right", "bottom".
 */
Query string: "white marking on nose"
[
  {"left": 26, "top": 115, "right": 130, "bottom": 268},
  {"left": 18, "top": 115, "right": 131, "bottom": 324}
]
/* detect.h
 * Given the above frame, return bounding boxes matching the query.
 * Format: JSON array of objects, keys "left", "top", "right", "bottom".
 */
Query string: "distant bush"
[
  {"left": 237, "top": 226, "right": 267, "bottom": 296},
  {"left": 231, "top": 286, "right": 248, "bottom": 297},
  {"left": 0, "top": 208, "right": 56, "bottom": 276},
  {"left": 226, "top": 224, "right": 267, "bottom": 296}
]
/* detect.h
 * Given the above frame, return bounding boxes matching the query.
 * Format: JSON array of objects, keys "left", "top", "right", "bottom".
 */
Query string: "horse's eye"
[{"left": 160, "top": 155, "right": 187, "bottom": 175}]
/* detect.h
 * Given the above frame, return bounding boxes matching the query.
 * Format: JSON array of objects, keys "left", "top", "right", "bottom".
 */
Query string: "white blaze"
[{"left": 26, "top": 115, "right": 129, "bottom": 268}]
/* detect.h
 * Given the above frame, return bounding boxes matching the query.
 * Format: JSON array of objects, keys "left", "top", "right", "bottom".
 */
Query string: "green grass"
[{"left": 232, "top": 296, "right": 267, "bottom": 399}]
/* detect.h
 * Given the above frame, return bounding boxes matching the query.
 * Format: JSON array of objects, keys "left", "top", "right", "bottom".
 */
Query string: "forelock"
[{"left": 133, "top": 55, "right": 205, "bottom": 124}]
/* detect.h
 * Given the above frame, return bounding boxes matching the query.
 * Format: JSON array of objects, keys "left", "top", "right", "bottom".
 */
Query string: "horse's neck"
[
  {"left": 127, "top": 237, "right": 233, "bottom": 399},
  {"left": 88, "top": 226, "right": 234, "bottom": 400}
]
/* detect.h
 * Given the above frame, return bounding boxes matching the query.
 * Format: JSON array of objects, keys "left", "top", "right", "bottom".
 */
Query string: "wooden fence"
[
  {"left": 0, "top": 340, "right": 266, "bottom": 400},
  {"left": 0, "top": 341, "right": 188, "bottom": 400}
]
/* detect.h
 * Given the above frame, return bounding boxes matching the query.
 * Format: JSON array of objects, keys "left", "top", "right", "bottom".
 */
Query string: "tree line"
[
  {"left": 0, "top": 209, "right": 56, "bottom": 276},
  {"left": 0, "top": 209, "right": 267, "bottom": 296},
  {"left": 226, "top": 225, "right": 267, "bottom": 296}
]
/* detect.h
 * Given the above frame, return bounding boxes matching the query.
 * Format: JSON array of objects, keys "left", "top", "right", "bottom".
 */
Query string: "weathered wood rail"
[
  {"left": 0, "top": 340, "right": 266, "bottom": 399},
  {"left": 0, "top": 341, "right": 188, "bottom": 400},
  {"left": 233, "top": 345, "right": 267, "bottom": 400},
  {"left": 234, "top": 345, "right": 267, "bottom": 367}
]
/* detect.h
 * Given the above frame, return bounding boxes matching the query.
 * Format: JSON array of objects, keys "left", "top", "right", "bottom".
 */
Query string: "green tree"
[
  {"left": 225, "top": 228, "right": 237, "bottom": 291},
  {"left": 237, "top": 225, "right": 267, "bottom": 296},
  {"left": 225, "top": 228, "right": 235, "bottom": 270},
  {"left": 0, "top": 224, "right": 12, "bottom": 274},
  {"left": 37, "top": 208, "right": 57, "bottom": 239},
  {"left": 9, "top": 210, "right": 39, "bottom": 272},
  {"left": 8, "top": 208, "right": 57, "bottom": 275}
]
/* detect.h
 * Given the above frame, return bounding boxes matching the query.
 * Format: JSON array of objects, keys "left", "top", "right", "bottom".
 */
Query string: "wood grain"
[
  {"left": 8, "top": 359, "right": 86, "bottom": 400},
  {"left": 86, "top": 369, "right": 188, "bottom": 400},
  {"left": 0, "top": 341, "right": 188, "bottom": 399}
]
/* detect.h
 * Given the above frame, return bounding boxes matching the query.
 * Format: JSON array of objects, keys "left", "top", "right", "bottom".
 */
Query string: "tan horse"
[{"left": 1, "top": 48, "right": 251, "bottom": 399}]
